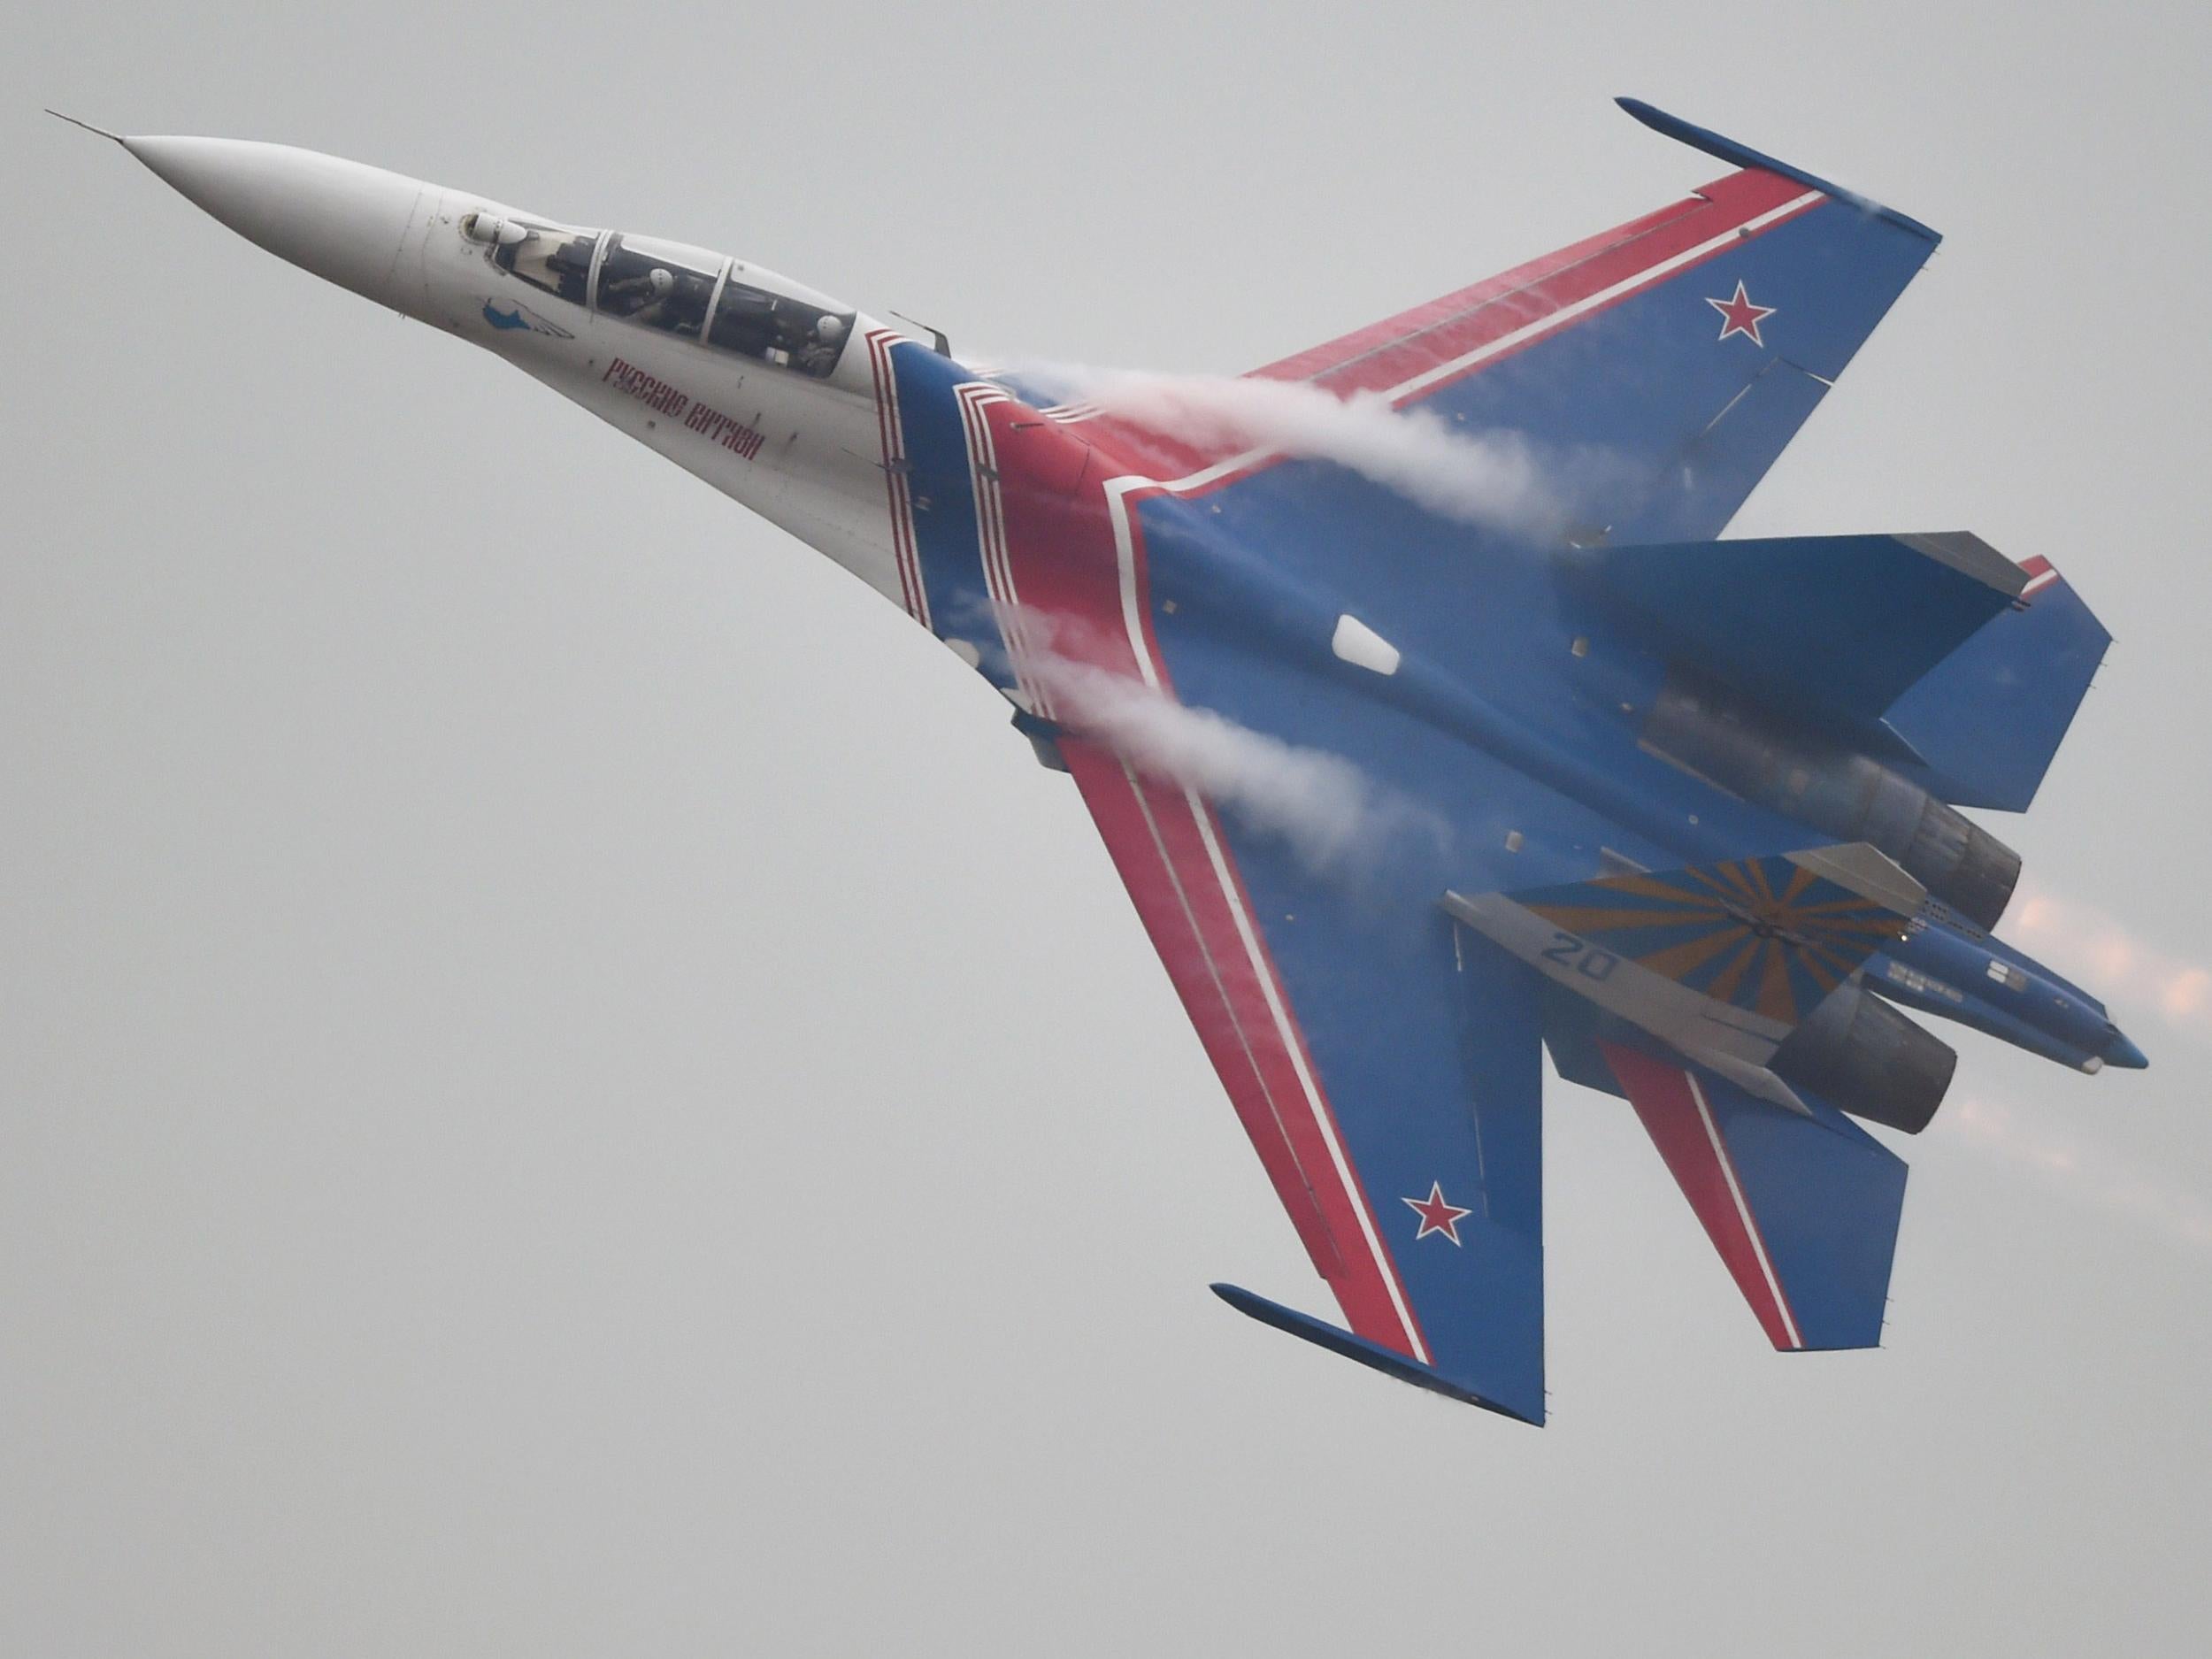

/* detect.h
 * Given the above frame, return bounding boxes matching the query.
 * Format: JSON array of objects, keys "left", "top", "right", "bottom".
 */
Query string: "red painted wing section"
[
  {"left": 1251, "top": 194, "right": 1705, "bottom": 391},
  {"left": 981, "top": 400, "right": 1428, "bottom": 1362},
  {"left": 1056, "top": 741, "right": 1456, "bottom": 1356},
  {"left": 1058, "top": 740, "right": 1340, "bottom": 1280}
]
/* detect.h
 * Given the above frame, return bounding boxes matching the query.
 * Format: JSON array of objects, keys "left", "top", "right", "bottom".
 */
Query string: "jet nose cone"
[
  {"left": 126, "top": 136, "right": 433, "bottom": 310},
  {"left": 2101, "top": 1027, "right": 2149, "bottom": 1070}
]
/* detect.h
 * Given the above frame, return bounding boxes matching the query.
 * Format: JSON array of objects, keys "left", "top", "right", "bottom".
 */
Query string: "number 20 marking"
[{"left": 1541, "top": 930, "right": 1618, "bottom": 982}]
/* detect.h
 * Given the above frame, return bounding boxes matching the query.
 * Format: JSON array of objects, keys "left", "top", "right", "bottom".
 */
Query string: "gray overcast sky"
[{"left": 7, "top": 2, "right": 2210, "bottom": 1653}]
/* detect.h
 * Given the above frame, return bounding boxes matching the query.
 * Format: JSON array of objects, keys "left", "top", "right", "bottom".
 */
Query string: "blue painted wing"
[
  {"left": 1247, "top": 103, "right": 1938, "bottom": 544},
  {"left": 1054, "top": 104, "right": 1936, "bottom": 552},
  {"left": 1151, "top": 109, "right": 1942, "bottom": 735},
  {"left": 1056, "top": 731, "right": 1552, "bottom": 1422}
]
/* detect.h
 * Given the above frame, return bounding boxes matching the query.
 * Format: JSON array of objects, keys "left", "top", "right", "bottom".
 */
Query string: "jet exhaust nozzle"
[{"left": 1774, "top": 976, "right": 1956, "bottom": 1133}]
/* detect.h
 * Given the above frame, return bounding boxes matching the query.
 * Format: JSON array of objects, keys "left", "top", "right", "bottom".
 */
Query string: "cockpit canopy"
[{"left": 466, "top": 213, "right": 854, "bottom": 379}]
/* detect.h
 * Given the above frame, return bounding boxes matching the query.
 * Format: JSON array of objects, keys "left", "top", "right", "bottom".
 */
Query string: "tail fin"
[
  {"left": 1884, "top": 557, "right": 2114, "bottom": 811},
  {"left": 1564, "top": 530, "right": 2024, "bottom": 727},
  {"left": 1603, "top": 1041, "right": 1908, "bottom": 1351}
]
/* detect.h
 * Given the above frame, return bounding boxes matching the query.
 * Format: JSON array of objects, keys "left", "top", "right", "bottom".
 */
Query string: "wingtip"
[
  {"left": 1611, "top": 95, "right": 1941, "bottom": 245},
  {"left": 1615, "top": 96, "right": 1682, "bottom": 137},
  {"left": 1210, "top": 1282, "right": 1545, "bottom": 1425}
]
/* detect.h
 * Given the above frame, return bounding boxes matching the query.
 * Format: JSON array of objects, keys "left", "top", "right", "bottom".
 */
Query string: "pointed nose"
[{"left": 126, "top": 135, "right": 434, "bottom": 311}]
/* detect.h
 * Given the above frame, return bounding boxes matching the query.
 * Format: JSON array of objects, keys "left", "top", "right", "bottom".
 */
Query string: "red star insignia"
[
  {"left": 1706, "top": 280, "right": 1776, "bottom": 347},
  {"left": 1402, "top": 1181, "right": 1473, "bottom": 1245}
]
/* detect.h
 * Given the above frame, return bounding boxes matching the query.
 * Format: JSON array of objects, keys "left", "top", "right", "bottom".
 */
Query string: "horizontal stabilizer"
[
  {"left": 1604, "top": 1042, "right": 1908, "bottom": 1349},
  {"left": 1210, "top": 1283, "right": 1540, "bottom": 1423},
  {"left": 1445, "top": 847, "right": 1921, "bottom": 1115},
  {"left": 1883, "top": 557, "right": 2113, "bottom": 810},
  {"left": 1563, "top": 532, "right": 2024, "bottom": 725}
]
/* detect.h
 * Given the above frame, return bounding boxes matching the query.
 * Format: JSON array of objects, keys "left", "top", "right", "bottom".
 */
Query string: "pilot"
[
  {"left": 602, "top": 264, "right": 677, "bottom": 320},
  {"left": 799, "top": 312, "right": 846, "bottom": 374}
]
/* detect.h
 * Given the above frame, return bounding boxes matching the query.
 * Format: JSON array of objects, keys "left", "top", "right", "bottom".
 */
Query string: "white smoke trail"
[
  {"left": 2008, "top": 883, "right": 2212, "bottom": 1049},
  {"left": 1947, "top": 1095, "right": 2212, "bottom": 1256},
  {"left": 1019, "top": 642, "right": 1438, "bottom": 877},
  {"left": 1018, "top": 365, "right": 1592, "bottom": 537}
]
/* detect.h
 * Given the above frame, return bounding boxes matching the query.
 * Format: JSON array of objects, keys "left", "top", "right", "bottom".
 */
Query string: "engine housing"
[
  {"left": 1772, "top": 976, "right": 1956, "bottom": 1133},
  {"left": 1642, "top": 672, "right": 2021, "bottom": 929}
]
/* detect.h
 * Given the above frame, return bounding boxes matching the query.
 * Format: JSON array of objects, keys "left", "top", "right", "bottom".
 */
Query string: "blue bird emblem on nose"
[{"left": 479, "top": 298, "right": 574, "bottom": 339}]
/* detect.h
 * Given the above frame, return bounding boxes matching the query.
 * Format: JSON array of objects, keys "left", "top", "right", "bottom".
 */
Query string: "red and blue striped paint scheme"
[
  {"left": 864, "top": 142, "right": 1941, "bottom": 1413},
  {"left": 1061, "top": 165, "right": 1826, "bottom": 491},
  {"left": 1603, "top": 1041, "right": 1907, "bottom": 1351},
  {"left": 864, "top": 339, "right": 1440, "bottom": 1368}
]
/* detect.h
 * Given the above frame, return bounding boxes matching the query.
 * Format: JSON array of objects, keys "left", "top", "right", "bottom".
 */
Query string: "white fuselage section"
[
  {"left": 414, "top": 195, "right": 913, "bottom": 611},
  {"left": 121, "top": 135, "right": 922, "bottom": 616}
]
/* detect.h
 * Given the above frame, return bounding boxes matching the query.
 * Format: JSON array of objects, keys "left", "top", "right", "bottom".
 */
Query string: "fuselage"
[{"left": 116, "top": 134, "right": 2143, "bottom": 1085}]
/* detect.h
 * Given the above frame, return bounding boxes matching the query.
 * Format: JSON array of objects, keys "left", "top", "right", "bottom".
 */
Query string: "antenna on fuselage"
[{"left": 889, "top": 311, "right": 953, "bottom": 358}]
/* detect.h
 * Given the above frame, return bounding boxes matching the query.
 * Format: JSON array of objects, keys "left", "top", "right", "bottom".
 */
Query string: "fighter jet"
[{"left": 78, "top": 99, "right": 2139, "bottom": 1423}]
